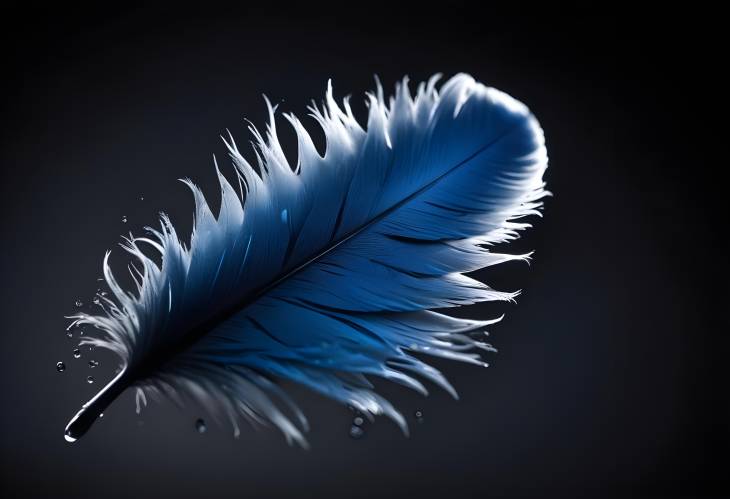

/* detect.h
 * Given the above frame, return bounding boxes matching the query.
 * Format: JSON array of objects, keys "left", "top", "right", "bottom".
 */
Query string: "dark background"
[{"left": 1, "top": 4, "right": 726, "bottom": 498}]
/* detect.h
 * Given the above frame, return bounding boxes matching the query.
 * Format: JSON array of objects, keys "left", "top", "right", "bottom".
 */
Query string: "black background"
[{"left": 1, "top": 4, "right": 727, "bottom": 498}]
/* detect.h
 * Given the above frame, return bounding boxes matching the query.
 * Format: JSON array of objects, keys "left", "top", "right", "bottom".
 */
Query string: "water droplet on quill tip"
[
  {"left": 88, "top": 360, "right": 99, "bottom": 368},
  {"left": 353, "top": 416, "right": 364, "bottom": 426},
  {"left": 414, "top": 410, "right": 424, "bottom": 422},
  {"left": 75, "top": 300, "right": 83, "bottom": 307},
  {"left": 86, "top": 376, "right": 94, "bottom": 384},
  {"left": 56, "top": 361, "right": 66, "bottom": 372},
  {"left": 195, "top": 418, "right": 207, "bottom": 433},
  {"left": 73, "top": 349, "right": 81, "bottom": 359},
  {"left": 122, "top": 216, "right": 127, "bottom": 223}
]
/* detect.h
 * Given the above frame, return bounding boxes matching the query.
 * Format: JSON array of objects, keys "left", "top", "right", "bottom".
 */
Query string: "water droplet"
[
  {"left": 88, "top": 345, "right": 95, "bottom": 351},
  {"left": 73, "top": 349, "right": 81, "bottom": 358},
  {"left": 100, "top": 291, "right": 107, "bottom": 297},
  {"left": 99, "top": 413, "right": 104, "bottom": 418},
  {"left": 92, "top": 296, "right": 100, "bottom": 305},
  {"left": 86, "top": 376, "right": 94, "bottom": 384},
  {"left": 122, "top": 216, "right": 128, "bottom": 223},
  {"left": 56, "top": 361, "right": 66, "bottom": 372},
  {"left": 349, "top": 425, "right": 364, "bottom": 439},
  {"left": 75, "top": 300, "right": 83, "bottom": 307},
  {"left": 140, "top": 196, "right": 144, "bottom": 201},
  {"left": 195, "top": 418, "right": 207, "bottom": 433},
  {"left": 88, "top": 360, "right": 99, "bottom": 368},
  {"left": 66, "top": 331, "right": 73, "bottom": 339},
  {"left": 353, "top": 416, "right": 364, "bottom": 426},
  {"left": 414, "top": 410, "right": 424, "bottom": 423}
]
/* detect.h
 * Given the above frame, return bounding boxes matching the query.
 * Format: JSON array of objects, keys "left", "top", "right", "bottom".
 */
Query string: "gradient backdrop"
[{"left": 1, "top": 4, "right": 726, "bottom": 498}]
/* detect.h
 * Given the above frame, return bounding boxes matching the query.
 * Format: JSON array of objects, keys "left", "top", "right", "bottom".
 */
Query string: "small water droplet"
[
  {"left": 75, "top": 300, "right": 83, "bottom": 307},
  {"left": 100, "top": 291, "right": 107, "bottom": 297},
  {"left": 66, "top": 331, "right": 73, "bottom": 339},
  {"left": 140, "top": 196, "right": 144, "bottom": 201},
  {"left": 88, "top": 345, "right": 95, "bottom": 351},
  {"left": 353, "top": 416, "right": 364, "bottom": 426},
  {"left": 88, "top": 360, "right": 99, "bottom": 368},
  {"left": 92, "top": 296, "right": 100, "bottom": 305},
  {"left": 73, "top": 349, "right": 81, "bottom": 358},
  {"left": 122, "top": 216, "right": 127, "bottom": 223},
  {"left": 99, "top": 413, "right": 104, "bottom": 418},
  {"left": 56, "top": 361, "right": 66, "bottom": 372},
  {"left": 349, "top": 425, "right": 364, "bottom": 439},
  {"left": 195, "top": 418, "right": 207, "bottom": 433},
  {"left": 414, "top": 410, "right": 424, "bottom": 423},
  {"left": 86, "top": 376, "right": 94, "bottom": 384}
]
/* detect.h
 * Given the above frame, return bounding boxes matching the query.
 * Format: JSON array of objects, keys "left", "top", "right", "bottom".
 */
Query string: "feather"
[{"left": 64, "top": 73, "right": 548, "bottom": 447}]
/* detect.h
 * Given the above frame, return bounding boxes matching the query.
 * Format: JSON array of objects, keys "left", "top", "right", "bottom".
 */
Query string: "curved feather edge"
[{"left": 66, "top": 73, "right": 548, "bottom": 447}]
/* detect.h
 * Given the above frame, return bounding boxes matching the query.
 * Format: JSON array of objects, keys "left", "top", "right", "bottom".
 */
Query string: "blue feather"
[{"left": 64, "top": 73, "right": 548, "bottom": 447}]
